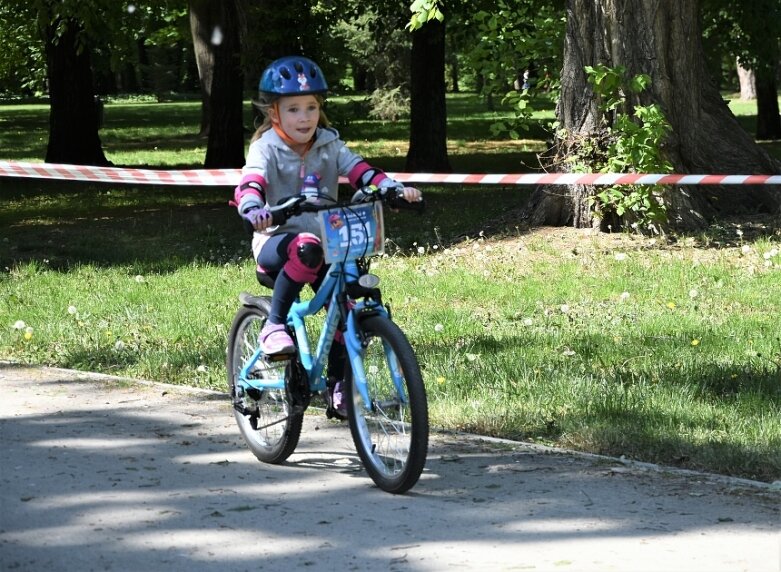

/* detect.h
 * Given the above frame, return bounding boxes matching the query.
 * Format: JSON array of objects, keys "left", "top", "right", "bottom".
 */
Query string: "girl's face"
[{"left": 272, "top": 95, "right": 320, "bottom": 150}]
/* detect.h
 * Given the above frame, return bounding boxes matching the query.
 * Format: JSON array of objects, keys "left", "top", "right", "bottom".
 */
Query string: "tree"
[
  {"left": 523, "top": 0, "right": 781, "bottom": 230},
  {"left": 197, "top": 0, "right": 246, "bottom": 168},
  {"left": 39, "top": 2, "right": 110, "bottom": 166},
  {"left": 408, "top": 0, "right": 565, "bottom": 167},
  {"left": 736, "top": 61, "right": 756, "bottom": 101},
  {"left": 406, "top": 18, "right": 451, "bottom": 172},
  {"left": 189, "top": 0, "right": 216, "bottom": 136},
  {"left": 1, "top": 1, "right": 192, "bottom": 164}
]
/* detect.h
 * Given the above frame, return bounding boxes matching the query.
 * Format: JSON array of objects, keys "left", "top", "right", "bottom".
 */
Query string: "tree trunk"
[
  {"left": 43, "top": 17, "right": 110, "bottom": 166},
  {"left": 755, "top": 63, "right": 781, "bottom": 141},
  {"left": 189, "top": 0, "right": 215, "bottom": 137},
  {"left": 524, "top": 0, "right": 781, "bottom": 231},
  {"left": 448, "top": 33, "right": 460, "bottom": 93},
  {"left": 405, "top": 19, "right": 451, "bottom": 173},
  {"left": 737, "top": 59, "right": 756, "bottom": 100},
  {"left": 203, "top": 0, "right": 246, "bottom": 169}
]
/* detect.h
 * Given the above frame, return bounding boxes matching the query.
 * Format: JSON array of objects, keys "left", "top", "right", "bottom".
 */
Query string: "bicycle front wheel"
[
  {"left": 226, "top": 301, "right": 302, "bottom": 464},
  {"left": 346, "top": 315, "right": 428, "bottom": 494}
]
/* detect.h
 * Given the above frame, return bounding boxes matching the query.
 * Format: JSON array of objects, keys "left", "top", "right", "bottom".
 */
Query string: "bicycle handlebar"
[{"left": 268, "top": 186, "right": 425, "bottom": 226}]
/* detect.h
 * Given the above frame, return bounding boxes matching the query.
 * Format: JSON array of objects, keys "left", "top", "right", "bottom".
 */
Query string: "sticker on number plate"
[{"left": 318, "top": 202, "right": 385, "bottom": 263}]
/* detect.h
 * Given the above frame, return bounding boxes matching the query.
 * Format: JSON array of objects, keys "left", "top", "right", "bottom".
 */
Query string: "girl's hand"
[
  {"left": 242, "top": 206, "right": 273, "bottom": 231},
  {"left": 401, "top": 186, "right": 422, "bottom": 203}
]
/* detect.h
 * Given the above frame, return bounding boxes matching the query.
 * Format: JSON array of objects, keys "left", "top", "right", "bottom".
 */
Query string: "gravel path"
[{"left": 1, "top": 364, "right": 778, "bottom": 571}]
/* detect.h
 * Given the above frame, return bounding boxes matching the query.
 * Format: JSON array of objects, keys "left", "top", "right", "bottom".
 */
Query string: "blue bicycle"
[{"left": 226, "top": 188, "right": 429, "bottom": 494}]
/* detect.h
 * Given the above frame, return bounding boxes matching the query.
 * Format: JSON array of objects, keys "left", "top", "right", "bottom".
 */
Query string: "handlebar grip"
[
  {"left": 267, "top": 195, "right": 306, "bottom": 226},
  {"left": 387, "top": 194, "right": 426, "bottom": 213},
  {"left": 270, "top": 209, "right": 288, "bottom": 226}
]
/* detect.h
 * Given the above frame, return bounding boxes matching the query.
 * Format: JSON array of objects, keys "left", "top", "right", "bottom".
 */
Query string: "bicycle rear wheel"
[
  {"left": 346, "top": 315, "right": 428, "bottom": 494},
  {"left": 226, "top": 299, "right": 302, "bottom": 464}
]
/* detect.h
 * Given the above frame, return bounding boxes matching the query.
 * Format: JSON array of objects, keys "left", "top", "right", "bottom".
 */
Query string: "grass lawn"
[{"left": 1, "top": 93, "right": 780, "bottom": 482}]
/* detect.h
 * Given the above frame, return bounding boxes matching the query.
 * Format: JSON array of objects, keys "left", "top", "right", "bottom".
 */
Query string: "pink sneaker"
[{"left": 259, "top": 323, "right": 295, "bottom": 355}]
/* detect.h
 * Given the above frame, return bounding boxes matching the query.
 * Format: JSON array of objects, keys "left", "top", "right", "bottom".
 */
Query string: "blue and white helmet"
[{"left": 259, "top": 56, "right": 328, "bottom": 95}]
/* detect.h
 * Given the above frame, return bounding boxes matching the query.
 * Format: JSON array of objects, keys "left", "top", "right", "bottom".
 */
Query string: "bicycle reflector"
[{"left": 358, "top": 274, "right": 380, "bottom": 289}]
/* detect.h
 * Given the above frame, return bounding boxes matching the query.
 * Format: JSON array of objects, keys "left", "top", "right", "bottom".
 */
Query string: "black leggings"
[{"left": 257, "top": 233, "right": 345, "bottom": 380}]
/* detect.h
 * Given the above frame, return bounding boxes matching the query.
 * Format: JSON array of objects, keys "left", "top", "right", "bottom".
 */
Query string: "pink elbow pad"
[
  {"left": 233, "top": 173, "right": 267, "bottom": 213},
  {"left": 348, "top": 161, "right": 387, "bottom": 188}
]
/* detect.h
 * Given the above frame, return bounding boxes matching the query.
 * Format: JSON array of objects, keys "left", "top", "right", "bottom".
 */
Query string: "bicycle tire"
[
  {"left": 346, "top": 315, "right": 428, "bottom": 493},
  {"left": 226, "top": 300, "right": 302, "bottom": 464}
]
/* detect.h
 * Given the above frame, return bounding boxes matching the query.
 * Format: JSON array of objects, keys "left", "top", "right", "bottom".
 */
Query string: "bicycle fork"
[{"left": 345, "top": 304, "right": 408, "bottom": 412}]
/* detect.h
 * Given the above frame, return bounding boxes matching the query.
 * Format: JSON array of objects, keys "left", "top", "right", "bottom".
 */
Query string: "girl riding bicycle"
[{"left": 232, "top": 55, "right": 421, "bottom": 418}]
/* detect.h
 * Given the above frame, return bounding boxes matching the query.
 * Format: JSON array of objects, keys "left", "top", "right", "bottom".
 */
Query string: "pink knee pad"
[{"left": 284, "top": 233, "right": 323, "bottom": 283}]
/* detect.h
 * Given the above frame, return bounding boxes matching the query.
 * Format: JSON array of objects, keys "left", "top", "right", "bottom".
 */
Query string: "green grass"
[{"left": 1, "top": 93, "right": 780, "bottom": 482}]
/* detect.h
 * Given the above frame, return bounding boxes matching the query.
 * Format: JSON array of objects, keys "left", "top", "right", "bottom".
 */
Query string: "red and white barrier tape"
[{"left": 1, "top": 161, "right": 780, "bottom": 187}]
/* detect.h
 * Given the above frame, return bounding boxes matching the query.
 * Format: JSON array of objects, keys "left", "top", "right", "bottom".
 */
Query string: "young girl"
[{"left": 233, "top": 56, "right": 421, "bottom": 418}]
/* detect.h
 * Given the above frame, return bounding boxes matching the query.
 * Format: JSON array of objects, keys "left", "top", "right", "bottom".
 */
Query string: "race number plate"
[{"left": 318, "top": 202, "right": 385, "bottom": 263}]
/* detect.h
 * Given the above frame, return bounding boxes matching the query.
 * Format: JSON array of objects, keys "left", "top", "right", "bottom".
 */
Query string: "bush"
[{"left": 368, "top": 87, "right": 410, "bottom": 122}]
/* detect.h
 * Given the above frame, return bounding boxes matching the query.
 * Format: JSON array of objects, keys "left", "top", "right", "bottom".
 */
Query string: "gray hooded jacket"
[{"left": 242, "top": 126, "right": 366, "bottom": 238}]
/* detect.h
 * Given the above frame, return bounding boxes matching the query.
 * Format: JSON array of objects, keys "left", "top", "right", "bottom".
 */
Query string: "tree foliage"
[
  {"left": 701, "top": 0, "right": 781, "bottom": 139},
  {"left": 469, "top": 0, "right": 564, "bottom": 137},
  {"left": 0, "top": 4, "right": 45, "bottom": 95},
  {"left": 702, "top": 0, "right": 781, "bottom": 74},
  {"left": 0, "top": 0, "right": 190, "bottom": 97}
]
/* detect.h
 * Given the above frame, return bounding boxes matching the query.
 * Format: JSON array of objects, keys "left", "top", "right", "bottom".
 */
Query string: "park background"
[{"left": 1, "top": 1, "right": 780, "bottom": 483}]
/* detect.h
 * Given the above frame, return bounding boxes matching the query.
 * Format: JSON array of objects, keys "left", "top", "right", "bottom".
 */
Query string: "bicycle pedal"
[{"left": 233, "top": 401, "right": 257, "bottom": 416}]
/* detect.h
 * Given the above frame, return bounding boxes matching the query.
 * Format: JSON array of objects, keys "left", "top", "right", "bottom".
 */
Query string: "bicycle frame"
[
  {"left": 228, "top": 193, "right": 428, "bottom": 493},
  {"left": 236, "top": 257, "right": 406, "bottom": 412}
]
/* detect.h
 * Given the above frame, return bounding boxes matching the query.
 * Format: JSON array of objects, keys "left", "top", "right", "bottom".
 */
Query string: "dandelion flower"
[
  {"left": 691, "top": 339, "right": 700, "bottom": 346},
  {"left": 436, "top": 376, "right": 445, "bottom": 385},
  {"left": 12, "top": 320, "right": 26, "bottom": 330},
  {"left": 434, "top": 323, "right": 444, "bottom": 332},
  {"left": 417, "top": 246, "right": 425, "bottom": 255},
  {"left": 666, "top": 302, "right": 676, "bottom": 309},
  {"left": 24, "top": 327, "right": 33, "bottom": 340}
]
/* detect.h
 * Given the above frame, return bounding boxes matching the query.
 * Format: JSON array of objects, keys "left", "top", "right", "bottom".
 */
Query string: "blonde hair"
[{"left": 250, "top": 94, "right": 330, "bottom": 143}]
